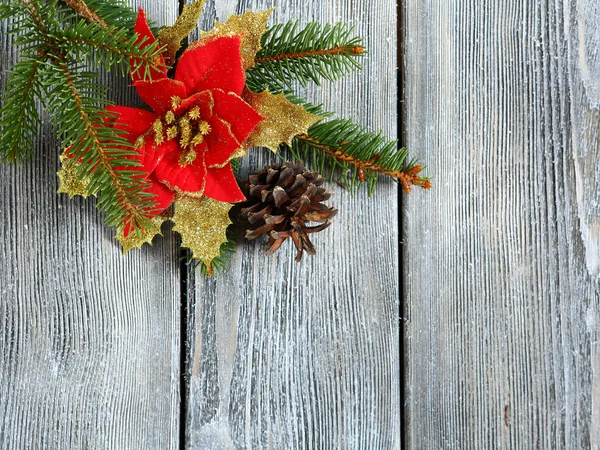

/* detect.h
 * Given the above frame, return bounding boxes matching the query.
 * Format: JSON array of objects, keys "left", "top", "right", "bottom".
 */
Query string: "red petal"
[
  {"left": 147, "top": 174, "right": 175, "bottom": 211},
  {"left": 139, "top": 140, "right": 173, "bottom": 174},
  {"left": 211, "top": 89, "right": 263, "bottom": 143},
  {"left": 203, "top": 164, "right": 245, "bottom": 203},
  {"left": 133, "top": 78, "right": 187, "bottom": 115},
  {"left": 153, "top": 142, "right": 207, "bottom": 193},
  {"left": 203, "top": 116, "right": 241, "bottom": 167},
  {"left": 123, "top": 221, "right": 134, "bottom": 238},
  {"left": 105, "top": 106, "right": 157, "bottom": 143},
  {"left": 175, "top": 36, "right": 245, "bottom": 96},
  {"left": 173, "top": 91, "right": 214, "bottom": 118},
  {"left": 131, "top": 9, "right": 167, "bottom": 82}
]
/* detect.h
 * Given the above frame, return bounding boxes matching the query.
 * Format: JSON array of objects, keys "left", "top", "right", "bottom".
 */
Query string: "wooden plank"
[
  {"left": 185, "top": 0, "right": 400, "bottom": 448},
  {"left": 0, "top": 2, "right": 181, "bottom": 448},
  {"left": 403, "top": 0, "right": 600, "bottom": 448}
]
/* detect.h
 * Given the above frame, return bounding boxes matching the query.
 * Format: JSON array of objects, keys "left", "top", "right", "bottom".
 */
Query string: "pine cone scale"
[
  {"left": 272, "top": 186, "right": 289, "bottom": 207},
  {"left": 241, "top": 162, "right": 337, "bottom": 261},
  {"left": 305, "top": 210, "right": 336, "bottom": 221},
  {"left": 304, "top": 220, "right": 333, "bottom": 233}
]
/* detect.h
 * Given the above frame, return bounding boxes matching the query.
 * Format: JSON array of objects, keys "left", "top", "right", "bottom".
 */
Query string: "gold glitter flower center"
[{"left": 147, "top": 98, "right": 214, "bottom": 167}]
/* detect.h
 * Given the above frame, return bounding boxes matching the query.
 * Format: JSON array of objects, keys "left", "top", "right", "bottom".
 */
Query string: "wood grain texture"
[
  {"left": 403, "top": 0, "right": 600, "bottom": 448},
  {"left": 0, "top": 2, "right": 181, "bottom": 449},
  {"left": 185, "top": 1, "right": 400, "bottom": 449},
  {"left": 571, "top": 0, "right": 600, "bottom": 279}
]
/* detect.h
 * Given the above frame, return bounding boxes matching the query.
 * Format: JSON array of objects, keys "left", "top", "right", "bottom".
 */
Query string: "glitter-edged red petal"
[
  {"left": 105, "top": 106, "right": 157, "bottom": 143},
  {"left": 203, "top": 164, "right": 245, "bottom": 203},
  {"left": 153, "top": 142, "right": 207, "bottom": 193},
  {"left": 131, "top": 9, "right": 167, "bottom": 82},
  {"left": 147, "top": 174, "right": 175, "bottom": 211},
  {"left": 175, "top": 36, "right": 245, "bottom": 96},
  {"left": 203, "top": 116, "right": 241, "bottom": 167},
  {"left": 139, "top": 139, "right": 173, "bottom": 174},
  {"left": 211, "top": 89, "right": 263, "bottom": 143},
  {"left": 174, "top": 91, "right": 214, "bottom": 118},
  {"left": 133, "top": 78, "right": 187, "bottom": 115}
]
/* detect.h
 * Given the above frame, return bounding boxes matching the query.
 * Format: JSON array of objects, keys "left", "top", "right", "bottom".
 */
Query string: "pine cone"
[{"left": 241, "top": 162, "right": 338, "bottom": 262}]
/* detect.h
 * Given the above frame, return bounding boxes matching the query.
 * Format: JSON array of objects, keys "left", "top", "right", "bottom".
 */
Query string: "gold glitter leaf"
[
  {"left": 57, "top": 155, "right": 92, "bottom": 199},
  {"left": 172, "top": 197, "right": 232, "bottom": 270},
  {"left": 201, "top": 9, "right": 273, "bottom": 69},
  {"left": 116, "top": 216, "right": 166, "bottom": 254},
  {"left": 158, "top": 0, "right": 207, "bottom": 65},
  {"left": 243, "top": 91, "right": 324, "bottom": 152}
]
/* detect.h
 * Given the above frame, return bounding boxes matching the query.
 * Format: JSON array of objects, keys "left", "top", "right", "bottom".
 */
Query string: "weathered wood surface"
[
  {"left": 0, "top": 2, "right": 181, "bottom": 449},
  {"left": 403, "top": 0, "right": 600, "bottom": 449},
  {"left": 186, "top": 1, "right": 400, "bottom": 449}
]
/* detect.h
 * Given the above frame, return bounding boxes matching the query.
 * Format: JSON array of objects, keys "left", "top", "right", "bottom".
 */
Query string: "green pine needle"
[
  {"left": 286, "top": 118, "right": 431, "bottom": 194},
  {"left": 246, "top": 21, "right": 365, "bottom": 92},
  {"left": 77, "top": 0, "right": 140, "bottom": 31},
  {"left": 0, "top": 58, "right": 43, "bottom": 163},
  {"left": 58, "top": 20, "right": 164, "bottom": 78},
  {"left": 42, "top": 58, "right": 156, "bottom": 231},
  {"left": 0, "top": 0, "right": 164, "bottom": 231}
]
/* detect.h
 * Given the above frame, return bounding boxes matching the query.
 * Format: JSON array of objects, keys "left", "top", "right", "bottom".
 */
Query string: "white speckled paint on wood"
[
  {"left": 572, "top": 0, "right": 600, "bottom": 279},
  {"left": 403, "top": 0, "right": 600, "bottom": 448},
  {"left": 0, "top": 2, "right": 181, "bottom": 449},
  {"left": 185, "top": 0, "right": 400, "bottom": 449}
]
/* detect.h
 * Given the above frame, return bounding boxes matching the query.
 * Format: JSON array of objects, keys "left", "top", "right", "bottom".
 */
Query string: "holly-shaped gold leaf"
[
  {"left": 158, "top": 0, "right": 207, "bottom": 65},
  {"left": 57, "top": 155, "right": 92, "bottom": 198},
  {"left": 243, "top": 90, "right": 324, "bottom": 152},
  {"left": 116, "top": 216, "right": 166, "bottom": 254},
  {"left": 172, "top": 196, "right": 232, "bottom": 270},
  {"left": 201, "top": 9, "right": 274, "bottom": 69}
]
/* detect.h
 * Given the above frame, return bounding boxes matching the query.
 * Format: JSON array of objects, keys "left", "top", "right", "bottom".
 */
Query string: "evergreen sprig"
[
  {"left": 0, "top": 0, "right": 163, "bottom": 233},
  {"left": 66, "top": 0, "right": 138, "bottom": 30},
  {"left": 57, "top": 20, "right": 164, "bottom": 77},
  {"left": 43, "top": 59, "right": 156, "bottom": 231},
  {"left": 0, "top": 58, "right": 43, "bottom": 162},
  {"left": 246, "top": 21, "right": 365, "bottom": 93},
  {"left": 286, "top": 119, "right": 431, "bottom": 194},
  {"left": 244, "top": 20, "right": 429, "bottom": 194}
]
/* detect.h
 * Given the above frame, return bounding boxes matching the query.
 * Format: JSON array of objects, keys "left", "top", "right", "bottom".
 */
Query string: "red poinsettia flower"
[{"left": 107, "top": 9, "right": 263, "bottom": 235}]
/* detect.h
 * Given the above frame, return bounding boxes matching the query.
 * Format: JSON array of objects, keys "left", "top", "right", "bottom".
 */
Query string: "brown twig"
[
  {"left": 19, "top": 0, "right": 47, "bottom": 32},
  {"left": 296, "top": 133, "right": 432, "bottom": 194},
  {"left": 255, "top": 46, "right": 365, "bottom": 64},
  {"left": 61, "top": 0, "right": 110, "bottom": 29}
]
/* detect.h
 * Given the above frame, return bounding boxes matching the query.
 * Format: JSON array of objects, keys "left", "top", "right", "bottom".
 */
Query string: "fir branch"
[
  {"left": 0, "top": 0, "right": 166, "bottom": 232},
  {"left": 287, "top": 119, "right": 431, "bottom": 194},
  {"left": 17, "top": 0, "right": 47, "bottom": 33},
  {"left": 0, "top": 0, "right": 163, "bottom": 160},
  {"left": 57, "top": 20, "right": 164, "bottom": 77},
  {"left": 71, "top": 0, "right": 155, "bottom": 32},
  {"left": 0, "top": 57, "right": 43, "bottom": 162},
  {"left": 42, "top": 58, "right": 156, "bottom": 231},
  {"left": 246, "top": 21, "right": 365, "bottom": 91},
  {"left": 61, "top": 0, "right": 108, "bottom": 29},
  {"left": 256, "top": 45, "right": 363, "bottom": 63}
]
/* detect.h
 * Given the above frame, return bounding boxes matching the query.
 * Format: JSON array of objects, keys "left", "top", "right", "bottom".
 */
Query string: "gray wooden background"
[{"left": 0, "top": 0, "right": 598, "bottom": 449}]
